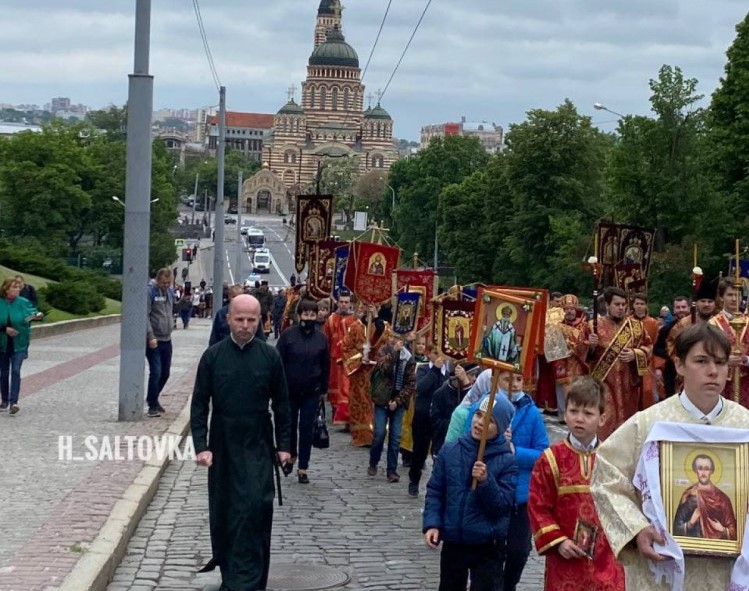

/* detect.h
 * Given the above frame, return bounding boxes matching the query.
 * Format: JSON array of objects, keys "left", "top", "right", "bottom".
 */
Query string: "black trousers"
[
  {"left": 503, "top": 503, "right": 531, "bottom": 591},
  {"left": 439, "top": 540, "right": 505, "bottom": 591},
  {"left": 408, "top": 408, "right": 432, "bottom": 485}
]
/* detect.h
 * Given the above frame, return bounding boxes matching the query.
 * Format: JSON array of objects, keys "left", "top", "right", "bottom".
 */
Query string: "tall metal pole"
[
  {"left": 235, "top": 170, "right": 243, "bottom": 283},
  {"left": 212, "top": 86, "right": 227, "bottom": 304},
  {"left": 118, "top": 0, "right": 153, "bottom": 421},
  {"left": 191, "top": 172, "right": 198, "bottom": 225},
  {"left": 433, "top": 220, "right": 439, "bottom": 270}
]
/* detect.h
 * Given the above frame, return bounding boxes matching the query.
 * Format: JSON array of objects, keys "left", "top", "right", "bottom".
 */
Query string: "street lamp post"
[
  {"left": 386, "top": 184, "right": 396, "bottom": 209},
  {"left": 112, "top": 195, "right": 159, "bottom": 207},
  {"left": 593, "top": 102, "right": 625, "bottom": 118}
]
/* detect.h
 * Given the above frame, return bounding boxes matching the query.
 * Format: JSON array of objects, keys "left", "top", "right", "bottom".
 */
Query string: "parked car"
[
  {"left": 224, "top": 215, "right": 237, "bottom": 225},
  {"left": 228, "top": 203, "right": 238, "bottom": 214}
]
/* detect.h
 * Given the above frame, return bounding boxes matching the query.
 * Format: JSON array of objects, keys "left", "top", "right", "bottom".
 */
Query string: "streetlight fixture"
[
  {"left": 593, "top": 103, "right": 625, "bottom": 118},
  {"left": 386, "top": 184, "right": 396, "bottom": 209},
  {"left": 112, "top": 195, "right": 159, "bottom": 207}
]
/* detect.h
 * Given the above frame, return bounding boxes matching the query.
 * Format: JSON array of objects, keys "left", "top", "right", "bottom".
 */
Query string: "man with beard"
[
  {"left": 323, "top": 291, "right": 357, "bottom": 425},
  {"left": 653, "top": 295, "right": 690, "bottom": 398},
  {"left": 631, "top": 293, "right": 660, "bottom": 409},
  {"left": 587, "top": 287, "right": 652, "bottom": 440},
  {"left": 191, "top": 294, "right": 291, "bottom": 591}
]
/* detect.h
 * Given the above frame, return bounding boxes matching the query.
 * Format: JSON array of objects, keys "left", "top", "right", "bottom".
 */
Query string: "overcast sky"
[{"left": 2, "top": 1, "right": 747, "bottom": 140}]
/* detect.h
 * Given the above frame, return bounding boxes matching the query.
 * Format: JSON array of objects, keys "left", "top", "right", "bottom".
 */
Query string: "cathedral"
[{"left": 241, "top": 0, "right": 398, "bottom": 215}]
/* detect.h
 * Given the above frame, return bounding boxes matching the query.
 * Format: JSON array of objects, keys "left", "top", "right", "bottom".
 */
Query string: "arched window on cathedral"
[
  {"left": 320, "top": 87, "right": 327, "bottom": 110},
  {"left": 332, "top": 88, "right": 338, "bottom": 110},
  {"left": 284, "top": 150, "right": 297, "bottom": 164},
  {"left": 372, "top": 155, "right": 384, "bottom": 168},
  {"left": 344, "top": 88, "right": 349, "bottom": 110},
  {"left": 283, "top": 119, "right": 288, "bottom": 133},
  {"left": 376, "top": 123, "right": 381, "bottom": 138},
  {"left": 309, "top": 88, "right": 315, "bottom": 109}
]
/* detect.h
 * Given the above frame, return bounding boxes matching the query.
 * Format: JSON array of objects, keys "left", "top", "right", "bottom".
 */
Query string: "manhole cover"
[{"left": 266, "top": 564, "right": 349, "bottom": 590}]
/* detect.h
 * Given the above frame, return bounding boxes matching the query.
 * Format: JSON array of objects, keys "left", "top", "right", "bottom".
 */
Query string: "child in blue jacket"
[
  {"left": 423, "top": 393, "right": 518, "bottom": 591},
  {"left": 463, "top": 372, "right": 549, "bottom": 591}
]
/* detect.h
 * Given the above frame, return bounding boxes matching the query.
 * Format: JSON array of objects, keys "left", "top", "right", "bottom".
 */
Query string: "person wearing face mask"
[
  {"left": 0, "top": 278, "right": 42, "bottom": 415},
  {"left": 276, "top": 298, "right": 330, "bottom": 483}
]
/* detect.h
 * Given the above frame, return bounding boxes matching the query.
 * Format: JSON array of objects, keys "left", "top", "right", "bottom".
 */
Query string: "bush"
[
  {"left": 41, "top": 281, "right": 106, "bottom": 315},
  {"left": 65, "top": 268, "right": 122, "bottom": 300}
]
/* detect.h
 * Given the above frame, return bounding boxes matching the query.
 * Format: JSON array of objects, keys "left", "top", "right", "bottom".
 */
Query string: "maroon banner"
[
  {"left": 343, "top": 241, "right": 400, "bottom": 304},
  {"left": 436, "top": 299, "right": 475, "bottom": 361},
  {"left": 396, "top": 269, "right": 436, "bottom": 333},
  {"left": 307, "top": 240, "right": 340, "bottom": 299},
  {"left": 295, "top": 194, "right": 334, "bottom": 273},
  {"left": 597, "top": 223, "right": 654, "bottom": 291}
]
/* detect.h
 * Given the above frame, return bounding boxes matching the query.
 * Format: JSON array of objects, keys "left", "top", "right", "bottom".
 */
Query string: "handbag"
[{"left": 312, "top": 400, "right": 330, "bottom": 449}]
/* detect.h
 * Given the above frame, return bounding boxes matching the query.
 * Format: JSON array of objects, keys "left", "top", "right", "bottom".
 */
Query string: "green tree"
[
  {"left": 391, "top": 135, "right": 489, "bottom": 261},
  {"left": 501, "top": 100, "right": 609, "bottom": 291},
  {"left": 707, "top": 13, "right": 749, "bottom": 243},
  {"left": 318, "top": 155, "right": 361, "bottom": 229}
]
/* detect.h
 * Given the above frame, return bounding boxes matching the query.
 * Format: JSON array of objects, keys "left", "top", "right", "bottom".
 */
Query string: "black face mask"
[{"left": 299, "top": 320, "right": 315, "bottom": 333}]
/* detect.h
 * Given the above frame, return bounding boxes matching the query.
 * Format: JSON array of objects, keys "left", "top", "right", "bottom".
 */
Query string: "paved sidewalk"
[
  {"left": 0, "top": 318, "right": 212, "bottom": 591},
  {"left": 105, "top": 409, "right": 566, "bottom": 590}
]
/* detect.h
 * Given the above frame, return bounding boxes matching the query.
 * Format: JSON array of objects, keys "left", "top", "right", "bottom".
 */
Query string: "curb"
[
  {"left": 32, "top": 314, "right": 121, "bottom": 339},
  {"left": 56, "top": 399, "right": 192, "bottom": 591}
]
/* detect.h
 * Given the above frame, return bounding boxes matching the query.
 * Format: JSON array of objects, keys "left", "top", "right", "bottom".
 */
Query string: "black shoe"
[
  {"left": 387, "top": 471, "right": 400, "bottom": 483},
  {"left": 147, "top": 407, "right": 161, "bottom": 418},
  {"left": 298, "top": 471, "right": 309, "bottom": 484},
  {"left": 8, "top": 404, "right": 19, "bottom": 416},
  {"left": 402, "top": 458, "right": 412, "bottom": 468},
  {"left": 156, "top": 404, "right": 166, "bottom": 413},
  {"left": 408, "top": 482, "right": 419, "bottom": 497},
  {"left": 0, "top": 402, "right": 8, "bottom": 412},
  {"left": 367, "top": 464, "right": 377, "bottom": 477}
]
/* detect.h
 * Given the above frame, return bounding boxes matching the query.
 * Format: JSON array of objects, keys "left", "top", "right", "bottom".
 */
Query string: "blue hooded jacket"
[
  {"left": 423, "top": 395, "right": 518, "bottom": 544},
  {"left": 465, "top": 392, "right": 548, "bottom": 505}
]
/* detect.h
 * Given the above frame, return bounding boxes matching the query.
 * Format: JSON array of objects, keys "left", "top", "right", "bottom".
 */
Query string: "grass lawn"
[{"left": 0, "top": 264, "right": 122, "bottom": 323}]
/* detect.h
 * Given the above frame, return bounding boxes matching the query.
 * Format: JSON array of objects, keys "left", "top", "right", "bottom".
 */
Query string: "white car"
[
  {"left": 240, "top": 222, "right": 253, "bottom": 236},
  {"left": 252, "top": 248, "right": 271, "bottom": 273}
]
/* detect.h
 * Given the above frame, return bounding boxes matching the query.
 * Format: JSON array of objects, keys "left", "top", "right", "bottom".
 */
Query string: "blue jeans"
[
  {"left": 289, "top": 392, "right": 319, "bottom": 470},
  {"left": 369, "top": 405, "right": 405, "bottom": 473},
  {"left": 145, "top": 340, "right": 172, "bottom": 409},
  {"left": 0, "top": 350, "right": 25, "bottom": 405}
]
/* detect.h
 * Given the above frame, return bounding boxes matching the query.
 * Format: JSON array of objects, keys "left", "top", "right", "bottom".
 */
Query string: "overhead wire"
[
  {"left": 380, "top": 0, "right": 434, "bottom": 101},
  {"left": 360, "top": 0, "right": 393, "bottom": 83},
  {"left": 192, "top": 0, "right": 222, "bottom": 90}
]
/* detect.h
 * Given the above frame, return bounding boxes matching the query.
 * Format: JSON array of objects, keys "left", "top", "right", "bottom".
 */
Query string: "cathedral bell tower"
[{"left": 315, "top": 0, "right": 343, "bottom": 48}]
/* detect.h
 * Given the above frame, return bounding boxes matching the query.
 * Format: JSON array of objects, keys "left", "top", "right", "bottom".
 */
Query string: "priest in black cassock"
[{"left": 191, "top": 294, "right": 291, "bottom": 591}]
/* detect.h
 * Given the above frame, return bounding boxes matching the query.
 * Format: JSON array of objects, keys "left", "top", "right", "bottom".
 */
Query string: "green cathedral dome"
[{"left": 309, "top": 26, "right": 359, "bottom": 68}]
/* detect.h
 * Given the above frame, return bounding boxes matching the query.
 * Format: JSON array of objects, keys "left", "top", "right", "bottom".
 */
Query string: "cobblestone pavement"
[
  {"left": 0, "top": 318, "right": 212, "bottom": 591},
  {"left": 106, "top": 410, "right": 567, "bottom": 591}
]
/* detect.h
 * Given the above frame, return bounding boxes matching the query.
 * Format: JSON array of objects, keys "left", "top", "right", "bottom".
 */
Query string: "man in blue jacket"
[{"left": 423, "top": 393, "right": 518, "bottom": 591}]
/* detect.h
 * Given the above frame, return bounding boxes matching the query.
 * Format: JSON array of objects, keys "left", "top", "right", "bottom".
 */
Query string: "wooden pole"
[{"left": 472, "top": 368, "right": 501, "bottom": 491}]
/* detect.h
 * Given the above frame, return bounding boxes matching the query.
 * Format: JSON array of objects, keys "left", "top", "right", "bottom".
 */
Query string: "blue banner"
[
  {"left": 728, "top": 257, "right": 749, "bottom": 279},
  {"left": 393, "top": 292, "right": 421, "bottom": 334},
  {"left": 333, "top": 244, "right": 349, "bottom": 301}
]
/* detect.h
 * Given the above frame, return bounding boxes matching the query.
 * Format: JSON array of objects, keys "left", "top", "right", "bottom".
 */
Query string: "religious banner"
[
  {"left": 396, "top": 269, "right": 437, "bottom": 333},
  {"left": 294, "top": 194, "right": 334, "bottom": 273},
  {"left": 307, "top": 240, "right": 340, "bottom": 299},
  {"left": 469, "top": 287, "right": 546, "bottom": 382},
  {"left": 343, "top": 241, "right": 400, "bottom": 304},
  {"left": 393, "top": 292, "right": 421, "bottom": 334},
  {"left": 332, "top": 244, "right": 349, "bottom": 301},
  {"left": 597, "top": 223, "right": 655, "bottom": 290},
  {"left": 436, "top": 298, "right": 475, "bottom": 361}
]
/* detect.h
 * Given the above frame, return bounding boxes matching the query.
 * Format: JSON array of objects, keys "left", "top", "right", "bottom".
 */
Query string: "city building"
[
  {"left": 0, "top": 122, "right": 42, "bottom": 138},
  {"left": 204, "top": 111, "right": 274, "bottom": 162},
  {"left": 420, "top": 116, "right": 504, "bottom": 154},
  {"left": 241, "top": 0, "right": 398, "bottom": 215}
]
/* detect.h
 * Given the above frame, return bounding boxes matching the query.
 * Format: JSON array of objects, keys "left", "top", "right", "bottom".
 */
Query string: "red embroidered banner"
[
  {"left": 396, "top": 269, "right": 437, "bottom": 333},
  {"left": 307, "top": 240, "right": 340, "bottom": 299},
  {"left": 295, "top": 194, "right": 334, "bottom": 273},
  {"left": 343, "top": 241, "right": 400, "bottom": 304}
]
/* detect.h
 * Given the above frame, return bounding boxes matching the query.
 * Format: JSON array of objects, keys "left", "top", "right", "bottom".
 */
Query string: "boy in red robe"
[{"left": 528, "top": 376, "right": 625, "bottom": 591}]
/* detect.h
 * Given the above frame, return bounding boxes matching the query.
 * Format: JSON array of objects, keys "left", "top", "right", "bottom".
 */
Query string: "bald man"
[{"left": 191, "top": 294, "right": 291, "bottom": 591}]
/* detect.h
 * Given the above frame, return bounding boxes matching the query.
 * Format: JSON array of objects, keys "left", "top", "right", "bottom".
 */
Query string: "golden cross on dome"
[
  {"left": 375, "top": 89, "right": 383, "bottom": 104},
  {"left": 287, "top": 84, "right": 297, "bottom": 102}
]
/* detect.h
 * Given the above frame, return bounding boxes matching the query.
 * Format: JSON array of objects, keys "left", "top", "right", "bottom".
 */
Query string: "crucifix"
[
  {"left": 287, "top": 84, "right": 297, "bottom": 102},
  {"left": 366, "top": 93, "right": 375, "bottom": 108},
  {"left": 375, "top": 88, "right": 383, "bottom": 105}
]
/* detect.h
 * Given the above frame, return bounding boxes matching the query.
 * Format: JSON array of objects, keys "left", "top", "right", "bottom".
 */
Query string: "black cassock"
[{"left": 191, "top": 337, "right": 291, "bottom": 591}]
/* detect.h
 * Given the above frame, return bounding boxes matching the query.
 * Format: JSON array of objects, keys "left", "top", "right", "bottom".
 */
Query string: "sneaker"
[
  {"left": 156, "top": 404, "right": 166, "bottom": 413},
  {"left": 387, "top": 471, "right": 400, "bottom": 483},
  {"left": 8, "top": 404, "right": 19, "bottom": 416},
  {"left": 367, "top": 464, "right": 377, "bottom": 477},
  {"left": 0, "top": 402, "right": 8, "bottom": 412},
  {"left": 408, "top": 482, "right": 419, "bottom": 497},
  {"left": 147, "top": 407, "right": 161, "bottom": 418}
]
